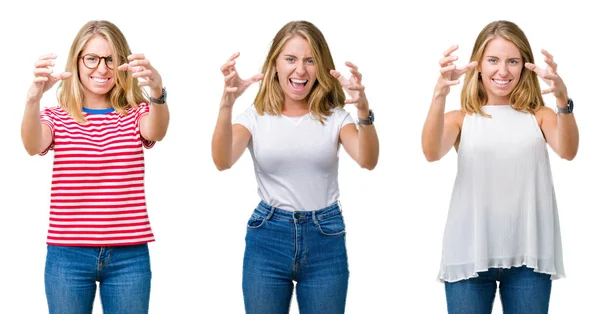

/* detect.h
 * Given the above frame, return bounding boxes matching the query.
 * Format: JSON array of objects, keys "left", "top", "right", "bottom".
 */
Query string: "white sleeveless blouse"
[{"left": 439, "top": 105, "right": 565, "bottom": 283}]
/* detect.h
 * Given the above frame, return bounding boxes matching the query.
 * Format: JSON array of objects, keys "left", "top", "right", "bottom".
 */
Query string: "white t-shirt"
[{"left": 235, "top": 105, "right": 354, "bottom": 211}]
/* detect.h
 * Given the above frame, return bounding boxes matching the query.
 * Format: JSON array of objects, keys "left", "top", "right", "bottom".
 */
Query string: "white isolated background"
[{"left": 0, "top": 0, "right": 597, "bottom": 313}]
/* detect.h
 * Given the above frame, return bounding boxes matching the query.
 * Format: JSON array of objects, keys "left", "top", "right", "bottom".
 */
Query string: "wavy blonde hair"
[
  {"left": 253, "top": 20, "right": 345, "bottom": 123},
  {"left": 460, "top": 20, "right": 544, "bottom": 116},
  {"left": 58, "top": 20, "right": 147, "bottom": 123}
]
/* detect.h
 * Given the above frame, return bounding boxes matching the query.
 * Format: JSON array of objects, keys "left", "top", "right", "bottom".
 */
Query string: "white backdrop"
[{"left": 1, "top": 0, "right": 597, "bottom": 313}]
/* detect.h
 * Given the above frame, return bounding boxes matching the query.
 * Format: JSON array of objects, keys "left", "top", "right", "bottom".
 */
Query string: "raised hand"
[
  {"left": 220, "top": 52, "right": 264, "bottom": 107},
  {"left": 118, "top": 53, "right": 163, "bottom": 96},
  {"left": 525, "top": 49, "right": 567, "bottom": 101},
  {"left": 330, "top": 61, "right": 368, "bottom": 111},
  {"left": 435, "top": 45, "right": 477, "bottom": 97},
  {"left": 27, "top": 54, "right": 72, "bottom": 103}
]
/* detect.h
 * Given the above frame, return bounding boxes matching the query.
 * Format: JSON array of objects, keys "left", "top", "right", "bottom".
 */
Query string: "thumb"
[{"left": 251, "top": 73, "right": 264, "bottom": 82}]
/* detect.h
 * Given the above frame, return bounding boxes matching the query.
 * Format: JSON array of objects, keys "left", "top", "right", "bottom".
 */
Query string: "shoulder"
[
  {"left": 534, "top": 105, "right": 554, "bottom": 117},
  {"left": 533, "top": 105, "right": 555, "bottom": 126},
  {"left": 41, "top": 105, "right": 68, "bottom": 119},
  {"left": 445, "top": 110, "right": 466, "bottom": 127},
  {"left": 129, "top": 102, "right": 150, "bottom": 114},
  {"left": 329, "top": 106, "right": 351, "bottom": 120},
  {"left": 43, "top": 105, "right": 64, "bottom": 114}
]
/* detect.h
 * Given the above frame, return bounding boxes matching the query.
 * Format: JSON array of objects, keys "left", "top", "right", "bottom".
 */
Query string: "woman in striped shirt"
[{"left": 21, "top": 20, "right": 169, "bottom": 314}]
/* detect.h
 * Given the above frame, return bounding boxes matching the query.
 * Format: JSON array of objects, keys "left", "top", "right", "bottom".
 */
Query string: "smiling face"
[
  {"left": 275, "top": 35, "right": 317, "bottom": 107},
  {"left": 480, "top": 36, "right": 523, "bottom": 105},
  {"left": 78, "top": 35, "right": 116, "bottom": 103}
]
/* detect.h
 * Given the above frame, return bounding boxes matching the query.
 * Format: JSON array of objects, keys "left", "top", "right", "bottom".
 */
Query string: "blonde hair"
[
  {"left": 460, "top": 20, "right": 544, "bottom": 116},
  {"left": 58, "top": 20, "right": 147, "bottom": 123},
  {"left": 253, "top": 20, "right": 345, "bottom": 123}
]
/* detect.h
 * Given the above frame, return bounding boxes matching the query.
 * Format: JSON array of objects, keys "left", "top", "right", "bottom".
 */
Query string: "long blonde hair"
[
  {"left": 460, "top": 20, "right": 544, "bottom": 116},
  {"left": 253, "top": 20, "right": 345, "bottom": 123},
  {"left": 58, "top": 20, "right": 147, "bottom": 123}
]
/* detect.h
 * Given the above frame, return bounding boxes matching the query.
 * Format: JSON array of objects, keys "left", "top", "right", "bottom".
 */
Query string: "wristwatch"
[
  {"left": 357, "top": 109, "right": 375, "bottom": 125},
  {"left": 556, "top": 98, "right": 573, "bottom": 114},
  {"left": 149, "top": 87, "right": 167, "bottom": 104}
]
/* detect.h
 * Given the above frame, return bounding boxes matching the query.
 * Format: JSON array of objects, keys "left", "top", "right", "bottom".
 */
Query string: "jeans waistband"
[{"left": 255, "top": 200, "right": 342, "bottom": 223}]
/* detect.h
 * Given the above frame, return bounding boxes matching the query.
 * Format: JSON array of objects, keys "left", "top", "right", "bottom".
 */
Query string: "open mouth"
[{"left": 290, "top": 78, "right": 308, "bottom": 91}]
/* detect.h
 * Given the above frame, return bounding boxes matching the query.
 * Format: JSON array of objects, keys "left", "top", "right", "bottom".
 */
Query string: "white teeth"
[
  {"left": 92, "top": 77, "right": 108, "bottom": 83},
  {"left": 290, "top": 79, "right": 307, "bottom": 83},
  {"left": 493, "top": 79, "right": 510, "bottom": 85}
]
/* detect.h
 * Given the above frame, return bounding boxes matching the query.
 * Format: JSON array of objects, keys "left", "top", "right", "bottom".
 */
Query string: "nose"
[
  {"left": 498, "top": 61, "right": 509, "bottom": 77},
  {"left": 295, "top": 62, "right": 306, "bottom": 76},
  {"left": 95, "top": 59, "right": 110, "bottom": 73}
]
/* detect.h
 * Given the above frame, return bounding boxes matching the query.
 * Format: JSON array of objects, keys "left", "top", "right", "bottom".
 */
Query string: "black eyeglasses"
[{"left": 80, "top": 53, "right": 117, "bottom": 70}]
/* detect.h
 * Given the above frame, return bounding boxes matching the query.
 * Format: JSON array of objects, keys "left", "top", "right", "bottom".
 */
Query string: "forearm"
[
  {"left": 211, "top": 105, "right": 234, "bottom": 170},
  {"left": 421, "top": 94, "right": 446, "bottom": 161},
  {"left": 356, "top": 108, "right": 379, "bottom": 170},
  {"left": 556, "top": 111, "right": 579, "bottom": 160},
  {"left": 144, "top": 103, "right": 170, "bottom": 141},
  {"left": 21, "top": 100, "right": 44, "bottom": 155}
]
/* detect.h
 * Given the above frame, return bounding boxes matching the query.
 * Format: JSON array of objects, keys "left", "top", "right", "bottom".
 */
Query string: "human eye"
[
  {"left": 305, "top": 58, "right": 315, "bottom": 65},
  {"left": 85, "top": 55, "right": 99, "bottom": 62}
]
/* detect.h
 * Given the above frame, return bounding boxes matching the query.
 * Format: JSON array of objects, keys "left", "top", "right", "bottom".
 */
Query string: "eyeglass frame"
[{"left": 79, "top": 53, "right": 122, "bottom": 70}]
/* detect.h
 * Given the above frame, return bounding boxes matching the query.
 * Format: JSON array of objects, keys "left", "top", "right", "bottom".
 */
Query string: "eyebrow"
[
  {"left": 82, "top": 53, "right": 113, "bottom": 57},
  {"left": 283, "top": 54, "right": 313, "bottom": 59},
  {"left": 485, "top": 55, "right": 521, "bottom": 60}
]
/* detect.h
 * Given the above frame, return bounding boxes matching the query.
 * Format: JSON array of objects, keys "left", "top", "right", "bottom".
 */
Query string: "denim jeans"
[
  {"left": 242, "top": 201, "right": 349, "bottom": 314},
  {"left": 445, "top": 266, "right": 552, "bottom": 314},
  {"left": 45, "top": 244, "right": 152, "bottom": 314}
]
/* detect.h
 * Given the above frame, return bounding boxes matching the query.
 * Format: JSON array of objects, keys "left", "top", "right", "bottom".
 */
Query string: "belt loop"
[
  {"left": 338, "top": 200, "right": 343, "bottom": 212},
  {"left": 312, "top": 210, "right": 318, "bottom": 225},
  {"left": 265, "top": 204, "right": 275, "bottom": 220}
]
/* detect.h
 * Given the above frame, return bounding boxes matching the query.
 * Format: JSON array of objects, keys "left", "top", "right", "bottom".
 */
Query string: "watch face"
[{"left": 567, "top": 99, "right": 573, "bottom": 112}]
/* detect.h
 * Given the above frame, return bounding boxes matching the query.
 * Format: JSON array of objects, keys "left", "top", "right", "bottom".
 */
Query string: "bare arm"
[
  {"left": 332, "top": 62, "right": 379, "bottom": 170},
  {"left": 422, "top": 45, "right": 476, "bottom": 162},
  {"left": 211, "top": 52, "right": 263, "bottom": 171},
  {"left": 21, "top": 54, "right": 71, "bottom": 155},
  {"left": 119, "top": 54, "right": 170, "bottom": 141},
  {"left": 21, "top": 100, "right": 53, "bottom": 156},
  {"left": 527, "top": 49, "right": 579, "bottom": 160},
  {"left": 536, "top": 105, "right": 579, "bottom": 160},
  {"left": 339, "top": 118, "right": 379, "bottom": 170}
]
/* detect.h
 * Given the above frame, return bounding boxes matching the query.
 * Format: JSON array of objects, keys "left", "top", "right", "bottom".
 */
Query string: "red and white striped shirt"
[{"left": 40, "top": 103, "right": 156, "bottom": 246}]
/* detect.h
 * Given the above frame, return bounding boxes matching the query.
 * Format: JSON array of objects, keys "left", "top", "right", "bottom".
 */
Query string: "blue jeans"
[
  {"left": 45, "top": 244, "right": 152, "bottom": 314},
  {"left": 445, "top": 266, "right": 552, "bottom": 314},
  {"left": 242, "top": 201, "right": 349, "bottom": 314}
]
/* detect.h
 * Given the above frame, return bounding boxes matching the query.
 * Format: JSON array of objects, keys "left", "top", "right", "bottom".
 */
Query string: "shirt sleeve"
[
  {"left": 135, "top": 103, "right": 156, "bottom": 149},
  {"left": 336, "top": 107, "right": 355, "bottom": 131},
  {"left": 233, "top": 105, "right": 258, "bottom": 136},
  {"left": 39, "top": 107, "right": 56, "bottom": 156}
]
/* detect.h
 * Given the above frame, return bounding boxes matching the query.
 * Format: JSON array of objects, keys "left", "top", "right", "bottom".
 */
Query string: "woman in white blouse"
[{"left": 421, "top": 20, "right": 578, "bottom": 314}]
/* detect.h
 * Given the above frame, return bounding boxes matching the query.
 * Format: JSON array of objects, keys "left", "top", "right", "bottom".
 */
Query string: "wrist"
[
  {"left": 357, "top": 107, "right": 370, "bottom": 120},
  {"left": 556, "top": 95, "right": 569, "bottom": 108},
  {"left": 149, "top": 87, "right": 167, "bottom": 104}
]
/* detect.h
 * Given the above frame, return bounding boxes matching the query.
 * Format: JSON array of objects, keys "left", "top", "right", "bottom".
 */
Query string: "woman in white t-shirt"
[
  {"left": 211, "top": 20, "right": 379, "bottom": 314},
  {"left": 421, "top": 20, "right": 579, "bottom": 314}
]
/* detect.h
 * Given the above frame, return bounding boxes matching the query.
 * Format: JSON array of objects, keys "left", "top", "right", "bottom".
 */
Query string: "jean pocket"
[
  {"left": 315, "top": 212, "right": 346, "bottom": 236},
  {"left": 246, "top": 212, "right": 267, "bottom": 229}
]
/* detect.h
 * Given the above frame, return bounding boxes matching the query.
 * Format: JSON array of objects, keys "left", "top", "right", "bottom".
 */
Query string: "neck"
[
  {"left": 83, "top": 92, "right": 110, "bottom": 110},
  {"left": 486, "top": 95, "right": 510, "bottom": 106},
  {"left": 282, "top": 101, "right": 309, "bottom": 117}
]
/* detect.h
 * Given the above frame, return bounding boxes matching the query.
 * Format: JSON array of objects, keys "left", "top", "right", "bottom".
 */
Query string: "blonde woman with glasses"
[{"left": 21, "top": 20, "right": 169, "bottom": 314}]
